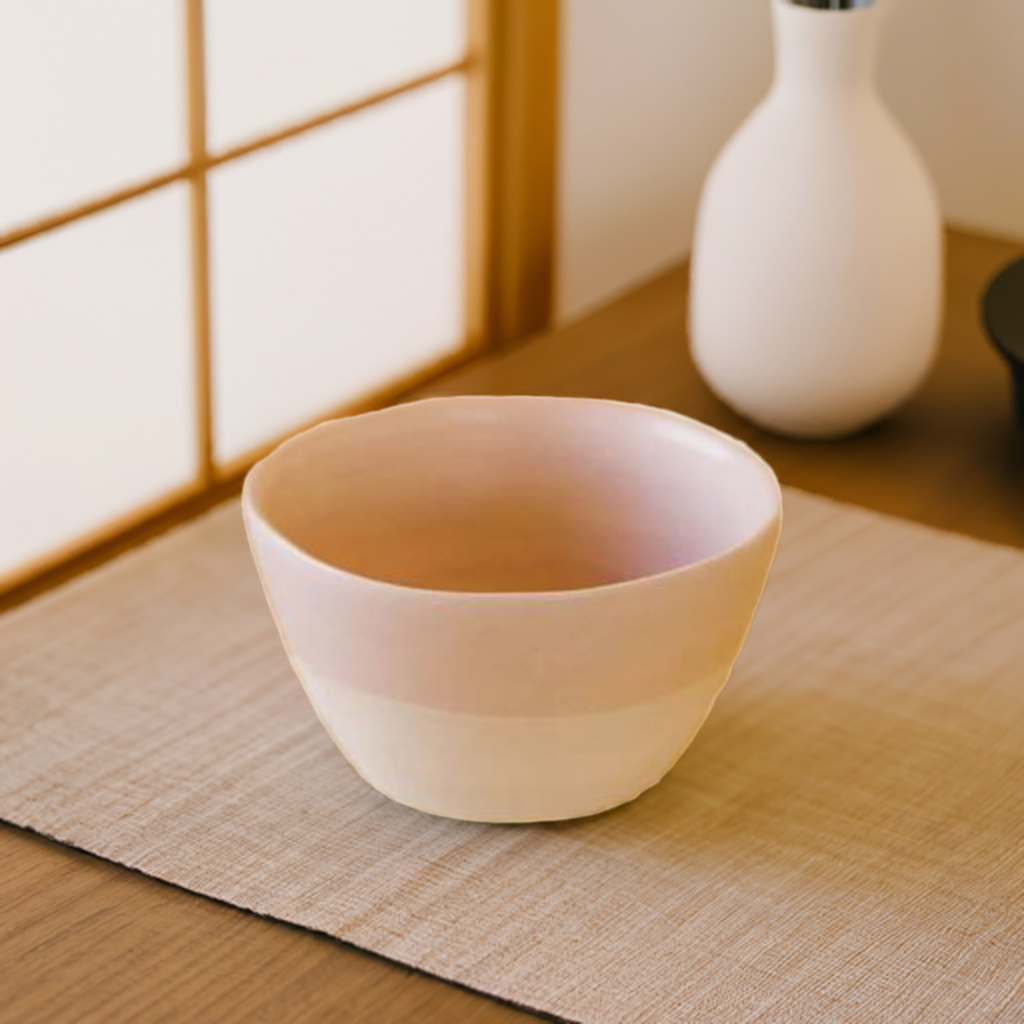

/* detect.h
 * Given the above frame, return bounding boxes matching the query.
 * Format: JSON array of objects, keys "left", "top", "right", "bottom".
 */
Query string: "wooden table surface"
[{"left": 2, "top": 228, "right": 1022, "bottom": 1023}]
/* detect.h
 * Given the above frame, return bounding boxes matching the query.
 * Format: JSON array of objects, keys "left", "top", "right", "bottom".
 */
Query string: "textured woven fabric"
[{"left": 1, "top": 489, "right": 1023, "bottom": 1023}]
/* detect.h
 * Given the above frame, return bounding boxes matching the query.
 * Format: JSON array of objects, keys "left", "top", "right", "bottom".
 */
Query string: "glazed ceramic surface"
[
  {"left": 690, "top": 0, "right": 943, "bottom": 439},
  {"left": 243, "top": 397, "right": 782, "bottom": 822}
]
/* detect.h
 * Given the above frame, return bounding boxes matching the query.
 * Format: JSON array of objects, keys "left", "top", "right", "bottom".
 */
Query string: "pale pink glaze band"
[{"left": 243, "top": 397, "right": 781, "bottom": 718}]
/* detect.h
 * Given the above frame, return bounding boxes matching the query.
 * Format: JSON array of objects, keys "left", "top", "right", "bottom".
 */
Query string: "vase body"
[{"left": 689, "top": 0, "right": 943, "bottom": 439}]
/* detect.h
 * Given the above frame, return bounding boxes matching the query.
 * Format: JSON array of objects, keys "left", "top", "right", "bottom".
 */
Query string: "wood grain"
[
  {"left": 0, "top": 826, "right": 529, "bottom": 1024},
  {"left": 466, "top": 0, "right": 560, "bottom": 349},
  {"left": 186, "top": 0, "right": 214, "bottom": 487},
  {"left": 2, "top": 228, "right": 1022, "bottom": 1022}
]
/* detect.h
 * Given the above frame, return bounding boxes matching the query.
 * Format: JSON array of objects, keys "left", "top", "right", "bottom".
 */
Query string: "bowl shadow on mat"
[{"left": 540, "top": 653, "right": 1022, "bottom": 900}]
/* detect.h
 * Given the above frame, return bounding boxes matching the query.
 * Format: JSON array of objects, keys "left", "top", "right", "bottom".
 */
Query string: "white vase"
[{"left": 689, "top": 0, "right": 943, "bottom": 439}]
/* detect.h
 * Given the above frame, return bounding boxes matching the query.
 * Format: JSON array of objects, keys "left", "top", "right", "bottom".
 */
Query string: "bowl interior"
[{"left": 246, "top": 398, "right": 779, "bottom": 594}]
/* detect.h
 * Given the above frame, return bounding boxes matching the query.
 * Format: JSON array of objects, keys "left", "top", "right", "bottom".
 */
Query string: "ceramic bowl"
[{"left": 243, "top": 396, "right": 782, "bottom": 822}]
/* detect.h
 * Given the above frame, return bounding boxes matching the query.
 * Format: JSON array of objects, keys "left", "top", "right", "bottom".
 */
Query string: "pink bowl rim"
[{"left": 242, "top": 395, "right": 783, "bottom": 601}]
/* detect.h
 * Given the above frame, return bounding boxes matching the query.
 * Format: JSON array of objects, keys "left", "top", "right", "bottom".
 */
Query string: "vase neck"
[{"left": 771, "top": 0, "right": 880, "bottom": 96}]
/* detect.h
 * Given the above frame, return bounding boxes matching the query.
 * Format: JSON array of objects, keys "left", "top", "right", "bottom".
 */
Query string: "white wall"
[
  {"left": 556, "top": 0, "right": 1024, "bottom": 323},
  {"left": 880, "top": 0, "right": 1024, "bottom": 242},
  {"left": 556, "top": 0, "right": 772, "bottom": 322}
]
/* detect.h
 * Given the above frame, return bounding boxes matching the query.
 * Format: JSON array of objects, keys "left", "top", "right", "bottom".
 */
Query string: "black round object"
[
  {"left": 790, "top": 0, "right": 874, "bottom": 8},
  {"left": 790, "top": 0, "right": 873, "bottom": 8},
  {"left": 982, "top": 256, "right": 1024, "bottom": 432}
]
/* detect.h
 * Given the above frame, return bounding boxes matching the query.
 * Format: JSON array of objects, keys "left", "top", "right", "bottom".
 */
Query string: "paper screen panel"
[
  {"left": 0, "top": 186, "right": 196, "bottom": 580},
  {"left": 205, "top": 0, "right": 465, "bottom": 153},
  {"left": 0, "top": 0, "right": 186, "bottom": 234},
  {"left": 209, "top": 76, "right": 465, "bottom": 465}
]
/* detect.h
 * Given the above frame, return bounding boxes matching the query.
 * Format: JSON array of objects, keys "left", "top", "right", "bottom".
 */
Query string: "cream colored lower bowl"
[{"left": 243, "top": 397, "right": 781, "bottom": 822}]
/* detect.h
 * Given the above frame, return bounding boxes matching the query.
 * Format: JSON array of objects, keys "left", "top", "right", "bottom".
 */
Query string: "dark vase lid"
[
  {"left": 983, "top": 257, "right": 1024, "bottom": 365},
  {"left": 788, "top": 0, "right": 875, "bottom": 8},
  {"left": 982, "top": 256, "right": 1024, "bottom": 433}
]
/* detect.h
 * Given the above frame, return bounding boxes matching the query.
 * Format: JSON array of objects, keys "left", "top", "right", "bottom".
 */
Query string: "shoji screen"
[{"left": 0, "top": 0, "right": 469, "bottom": 588}]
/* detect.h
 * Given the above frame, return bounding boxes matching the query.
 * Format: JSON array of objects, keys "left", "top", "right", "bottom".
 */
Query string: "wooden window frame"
[{"left": 0, "top": 0, "right": 560, "bottom": 611}]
